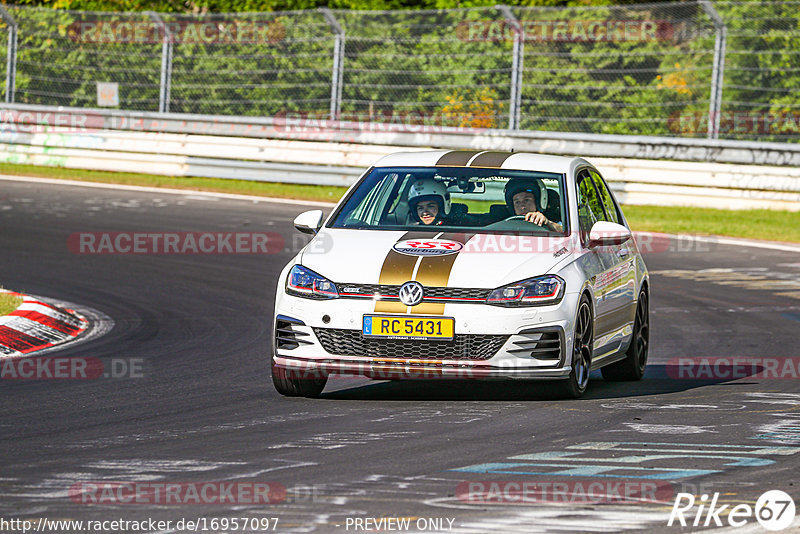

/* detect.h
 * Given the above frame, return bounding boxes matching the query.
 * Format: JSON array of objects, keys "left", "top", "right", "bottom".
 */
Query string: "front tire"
[
  {"left": 271, "top": 356, "right": 327, "bottom": 398},
  {"left": 601, "top": 289, "right": 649, "bottom": 381},
  {"left": 559, "top": 295, "right": 593, "bottom": 398}
]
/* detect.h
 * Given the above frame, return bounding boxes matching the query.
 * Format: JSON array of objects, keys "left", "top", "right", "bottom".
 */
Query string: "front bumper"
[
  {"left": 273, "top": 353, "right": 571, "bottom": 380},
  {"left": 272, "top": 292, "right": 579, "bottom": 381}
]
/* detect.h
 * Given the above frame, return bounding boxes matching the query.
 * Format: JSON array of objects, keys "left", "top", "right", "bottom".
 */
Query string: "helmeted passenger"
[{"left": 408, "top": 178, "right": 451, "bottom": 225}]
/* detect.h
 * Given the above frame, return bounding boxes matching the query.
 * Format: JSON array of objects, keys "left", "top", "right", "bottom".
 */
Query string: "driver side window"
[
  {"left": 590, "top": 170, "right": 622, "bottom": 225},
  {"left": 577, "top": 170, "right": 608, "bottom": 244}
]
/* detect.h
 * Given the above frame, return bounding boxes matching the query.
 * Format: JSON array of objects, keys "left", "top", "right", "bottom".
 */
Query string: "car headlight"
[
  {"left": 286, "top": 265, "right": 339, "bottom": 299},
  {"left": 486, "top": 275, "right": 565, "bottom": 307}
]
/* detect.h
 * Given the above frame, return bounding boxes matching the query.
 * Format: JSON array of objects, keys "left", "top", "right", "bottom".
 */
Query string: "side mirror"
[
  {"left": 589, "top": 221, "right": 631, "bottom": 247},
  {"left": 293, "top": 210, "right": 324, "bottom": 235}
]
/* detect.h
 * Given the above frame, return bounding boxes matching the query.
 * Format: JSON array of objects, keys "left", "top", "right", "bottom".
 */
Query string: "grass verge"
[
  {"left": 1, "top": 162, "right": 798, "bottom": 243},
  {"left": 0, "top": 291, "right": 23, "bottom": 317},
  {"left": 0, "top": 162, "right": 349, "bottom": 203},
  {"left": 623, "top": 205, "right": 800, "bottom": 243}
]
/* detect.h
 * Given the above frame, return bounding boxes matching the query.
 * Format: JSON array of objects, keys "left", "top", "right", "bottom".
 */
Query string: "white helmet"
[{"left": 408, "top": 178, "right": 451, "bottom": 220}]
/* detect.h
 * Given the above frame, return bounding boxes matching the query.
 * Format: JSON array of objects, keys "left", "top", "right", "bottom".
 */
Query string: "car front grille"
[
  {"left": 337, "top": 283, "right": 490, "bottom": 302},
  {"left": 313, "top": 328, "right": 508, "bottom": 361}
]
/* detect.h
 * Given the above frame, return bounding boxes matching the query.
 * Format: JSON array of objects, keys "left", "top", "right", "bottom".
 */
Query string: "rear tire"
[
  {"left": 558, "top": 295, "right": 593, "bottom": 399},
  {"left": 271, "top": 356, "right": 327, "bottom": 398},
  {"left": 601, "top": 289, "right": 649, "bottom": 382}
]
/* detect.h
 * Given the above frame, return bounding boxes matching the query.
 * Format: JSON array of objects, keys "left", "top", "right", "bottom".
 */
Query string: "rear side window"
[{"left": 590, "top": 169, "right": 622, "bottom": 225}]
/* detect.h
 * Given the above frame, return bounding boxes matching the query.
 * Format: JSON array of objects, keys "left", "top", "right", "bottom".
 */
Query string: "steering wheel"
[{"left": 502, "top": 215, "right": 547, "bottom": 227}]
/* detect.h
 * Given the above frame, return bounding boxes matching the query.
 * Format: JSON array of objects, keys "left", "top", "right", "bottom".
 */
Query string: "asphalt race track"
[{"left": 1, "top": 178, "right": 799, "bottom": 533}]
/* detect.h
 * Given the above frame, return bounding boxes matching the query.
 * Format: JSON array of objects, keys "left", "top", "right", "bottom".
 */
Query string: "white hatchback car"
[{"left": 271, "top": 151, "right": 649, "bottom": 398}]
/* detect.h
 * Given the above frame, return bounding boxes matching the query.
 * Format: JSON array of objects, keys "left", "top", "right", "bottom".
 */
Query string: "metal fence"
[{"left": 0, "top": 2, "right": 798, "bottom": 142}]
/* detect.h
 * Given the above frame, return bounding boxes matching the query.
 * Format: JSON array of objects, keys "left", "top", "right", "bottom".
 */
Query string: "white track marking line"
[{"left": 0, "top": 174, "right": 337, "bottom": 207}]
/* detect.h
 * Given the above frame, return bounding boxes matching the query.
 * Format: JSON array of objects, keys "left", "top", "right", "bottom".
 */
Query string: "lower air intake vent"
[
  {"left": 507, "top": 328, "right": 563, "bottom": 361},
  {"left": 275, "top": 315, "right": 312, "bottom": 351}
]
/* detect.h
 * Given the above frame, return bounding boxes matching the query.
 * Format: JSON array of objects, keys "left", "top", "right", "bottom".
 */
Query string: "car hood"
[{"left": 300, "top": 229, "right": 576, "bottom": 288}]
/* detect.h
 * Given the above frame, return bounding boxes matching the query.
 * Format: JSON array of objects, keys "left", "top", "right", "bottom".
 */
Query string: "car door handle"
[{"left": 618, "top": 248, "right": 630, "bottom": 258}]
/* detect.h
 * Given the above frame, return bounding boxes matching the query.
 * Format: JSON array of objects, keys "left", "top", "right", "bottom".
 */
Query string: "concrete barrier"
[{"left": 1, "top": 103, "right": 798, "bottom": 210}]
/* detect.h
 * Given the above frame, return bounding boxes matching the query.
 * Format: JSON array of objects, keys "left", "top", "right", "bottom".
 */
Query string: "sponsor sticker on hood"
[{"left": 393, "top": 239, "right": 464, "bottom": 256}]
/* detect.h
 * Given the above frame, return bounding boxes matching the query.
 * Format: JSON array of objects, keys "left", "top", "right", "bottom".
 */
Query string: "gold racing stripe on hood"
[
  {"left": 374, "top": 231, "right": 427, "bottom": 313},
  {"left": 374, "top": 232, "right": 474, "bottom": 314},
  {"left": 435, "top": 150, "right": 483, "bottom": 166},
  {"left": 410, "top": 233, "right": 474, "bottom": 315},
  {"left": 468, "top": 151, "right": 514, "bottom": 168}
]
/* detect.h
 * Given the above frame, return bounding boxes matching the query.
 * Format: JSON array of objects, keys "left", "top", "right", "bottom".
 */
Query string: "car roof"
[{"left": 373, "top": 150, "right": 589, "bottom": 174}]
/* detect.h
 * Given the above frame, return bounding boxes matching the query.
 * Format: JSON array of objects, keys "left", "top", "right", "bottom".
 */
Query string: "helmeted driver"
[
  {"left": 408, "top": 178, "right": 451, "bottom": 225},
  {"left": 504, "top": 178, "right": 563, "bottom": 232}
]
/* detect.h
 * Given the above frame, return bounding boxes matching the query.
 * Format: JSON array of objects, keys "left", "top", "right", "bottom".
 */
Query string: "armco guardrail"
[
  {"left": 1, "top": 104, "right": 799, "bottom": 210},
  {"left": 4, "top": 104, "right": 800, "bottom": 165}
]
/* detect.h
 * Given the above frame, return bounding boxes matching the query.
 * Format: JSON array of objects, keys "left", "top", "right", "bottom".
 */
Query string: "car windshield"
[{"left": 329, "top": 166, "right": 568, "bottom": 235}]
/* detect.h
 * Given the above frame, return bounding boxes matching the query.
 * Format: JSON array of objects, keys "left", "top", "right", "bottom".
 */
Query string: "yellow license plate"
[{"left": 362, "top": 315, "right": 454, "bottom": 340}]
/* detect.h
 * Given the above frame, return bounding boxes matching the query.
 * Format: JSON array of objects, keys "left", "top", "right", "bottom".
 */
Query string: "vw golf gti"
[{"left": 271, "top": 150, "right": 650, "bottom": 398}]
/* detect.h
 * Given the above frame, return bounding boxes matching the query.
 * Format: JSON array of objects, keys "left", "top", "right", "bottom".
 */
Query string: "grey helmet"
[{"left": 504, "top": 177, "right": 547, "bottom": 214}]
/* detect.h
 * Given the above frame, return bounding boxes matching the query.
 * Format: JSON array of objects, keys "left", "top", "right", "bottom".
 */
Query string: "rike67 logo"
[{"left": 668, "top": 490, "right": 795, "bottom": 531}]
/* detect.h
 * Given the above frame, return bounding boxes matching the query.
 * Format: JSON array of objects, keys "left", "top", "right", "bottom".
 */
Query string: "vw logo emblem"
[{"left": 398, "top": 281, "right": 424, "bottom": 306}]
